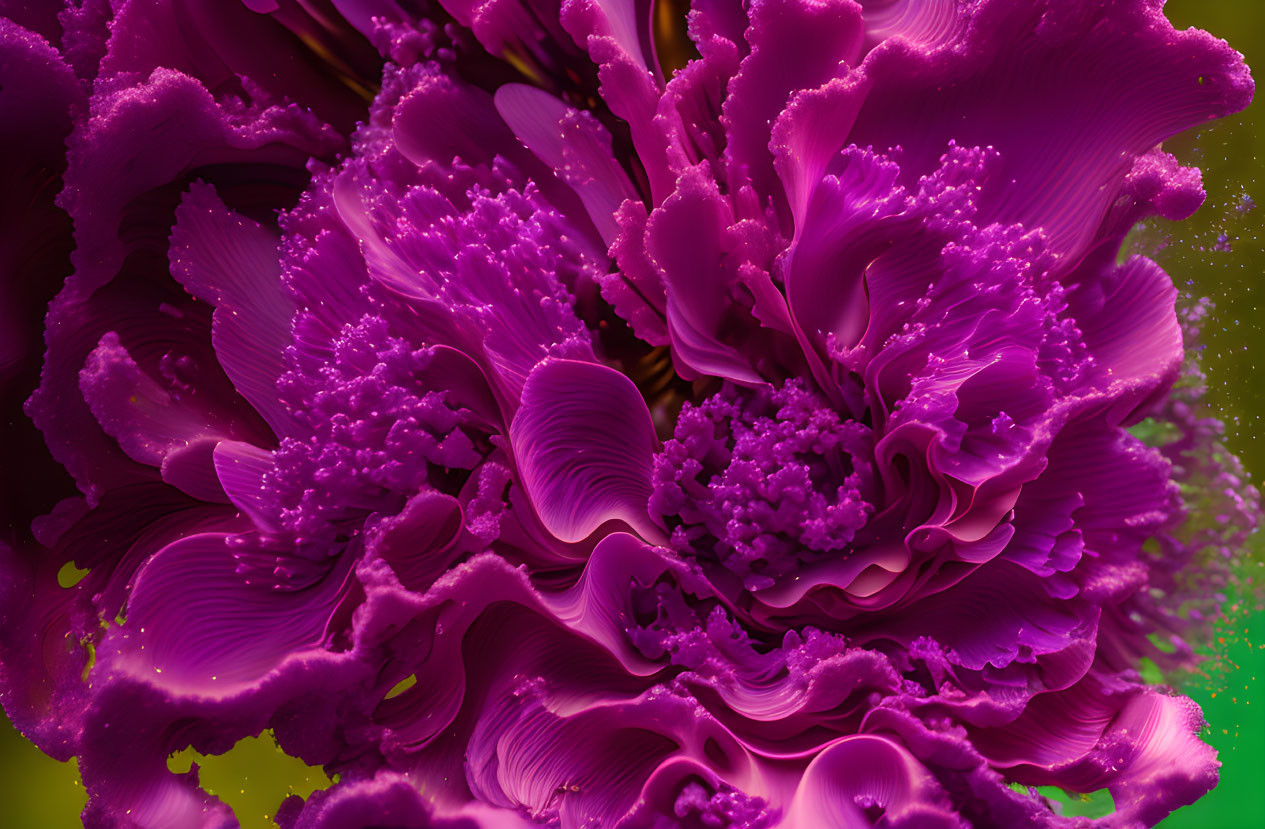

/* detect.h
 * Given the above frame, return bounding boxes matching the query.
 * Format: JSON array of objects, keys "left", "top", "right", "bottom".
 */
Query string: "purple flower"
[{"left": 0, "top": 1, "right": 1257, "bottom": 827}]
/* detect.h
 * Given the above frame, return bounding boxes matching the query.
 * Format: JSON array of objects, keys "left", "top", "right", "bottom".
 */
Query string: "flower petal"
[
  {"left": 510, "top": 358, "right": 660, "bottom": 542},
  {"left": 170, "top": 181, "right": 295, "bottom": 435},
  {"left": 110, "top": 533, "right": 353, "bottom": 689},
  {"left": 494, "top": 83, "right": 639, "bottom": 246}
]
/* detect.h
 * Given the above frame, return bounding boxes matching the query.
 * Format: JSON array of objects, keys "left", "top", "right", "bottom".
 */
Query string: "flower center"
[{"left": 652, "top": 380, "right": 876, "bottom": 592}]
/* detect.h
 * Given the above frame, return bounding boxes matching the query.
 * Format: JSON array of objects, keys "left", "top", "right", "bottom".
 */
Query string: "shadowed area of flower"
[{"left": 0, "top": 0, "right": 1258, "bottom": 827}]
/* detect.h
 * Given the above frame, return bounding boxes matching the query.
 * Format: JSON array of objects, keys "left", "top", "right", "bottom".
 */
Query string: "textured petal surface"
[{"left": 511, "top": 359, "right": 659, "bottom": 542}]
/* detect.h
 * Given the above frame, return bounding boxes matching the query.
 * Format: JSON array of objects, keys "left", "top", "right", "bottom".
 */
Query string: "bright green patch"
[
  {"left": 385, "top": 674, "right": 418, "bottom": 699},
  {"left": 167, "top": 732, "right": 332, "bottom": 828},
  {"left": 1138, "top": 657, "right": 1164, "bottom": 685},
  {"left": 1037, "top": 786, "right": 1116, "bottom": 819},
  {"left": 56, "top": 561, "right": 89, "bottom": 589},
  {"left": 80, "top": 641, "right": 96, "bottom": 683},
  {"left": 1128, "top": 417, "right": 1173, "bottom": 447}
]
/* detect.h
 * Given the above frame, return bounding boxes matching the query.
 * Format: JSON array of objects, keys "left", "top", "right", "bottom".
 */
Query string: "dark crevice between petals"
[{"left": 653, "top": 0, "right": 699, "bottom": 78}]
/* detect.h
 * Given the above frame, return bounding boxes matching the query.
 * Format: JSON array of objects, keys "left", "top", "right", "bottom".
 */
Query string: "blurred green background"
[{"left": 1, "top": 1, "right": 1262, "bottom": 825}]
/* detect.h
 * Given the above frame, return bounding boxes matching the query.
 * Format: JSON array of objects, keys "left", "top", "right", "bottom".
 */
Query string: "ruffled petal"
[
  {"left": 722, "top": 0, "right": 863, "bottom": 214},
  {"left": 646, "top": 165, "right": 764, "bottom": 384},
  {"left": 783, "top": 735, "right": 959, "bottom": 828},
  {"left": 170, "top": 181, "right": 296, "bottom": 434},
  {"left": 510, "top": 359, "right": 659, "bottom": 542},
  {"left": 495, "top": 83, "right": 639, "bottom": 245},
  {"left": 0, "top": 18, "right": 81, "bottom": 529},
  {"left": 1, "top": 2, "right": 1251, "bottom": 827},
  {"left": 108, "top": 533, "right": 353, "bottom": 690},
  {"left": 28, "top": 67, "right": 337, "bottom": 501},
  {"left": 847, "top": 0, "right": 1254, "bottom": 260},
  {"left": 100, "top": 0, "right": 374, "bottom": 131},
  {"left": 79, "top": 332, "right": 262, "bottom": 467},
  {"left": 279, "top": 771, "right": 539, "bottom": 828}
]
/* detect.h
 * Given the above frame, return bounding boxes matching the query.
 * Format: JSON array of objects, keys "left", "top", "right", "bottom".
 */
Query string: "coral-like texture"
[{"left": 0, "top": 1, "right": 1257, "bottom": 827}]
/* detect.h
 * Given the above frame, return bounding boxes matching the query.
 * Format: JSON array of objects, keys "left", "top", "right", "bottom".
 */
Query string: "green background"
[
  {"left": 1, "top": 1, "right": 1261, "bottom": 825},
  {"left": 1140, "top": 2, "right": 1265, "bottom": 826}
]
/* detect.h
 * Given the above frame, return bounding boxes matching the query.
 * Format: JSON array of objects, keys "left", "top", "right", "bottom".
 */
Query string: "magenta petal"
[
  {"left": 212, "top": 440, "right": 279, "bottom": 533},
  {"left": 969, "top": 681, "right": 1218, "bottom": 824},
  {"left": 510, "top": 358, "right": 659, "bottom": 542},
  {"left": 771, "top": 77, "right": 867, "bottom": 226},
  {"left": 0, "top": 17, "right": 77, "bottom": 380},
  {"left": 860, "top": 0, "right": 962, "bottom": 51},
  {"left": 170, "top": 181, "right": 295, "bottom": 435},
  {"left": 0, "top": 537, "right": 90, "bottom": 760},
  {"left": 559, "top": 0, "right": 673, "bottom": 200},
  {"left": 79, "top": 332, "right": 258, "bottom": 466},
  {"left": 0, "top": 18, "right": 81, "bottom": 528},
  {"left": 367, "top": 490, "right": 465, "bottom": 590},
  {"left": 1071, "top": 255, "right": 1183, "bottom": 419},
  {"left": 59, "top": 67, "right": 338, "bottom": 299},
  {"left": 602, "top": 200, "right": 669, "bottom": 345},
  {"left": 280, "top": 771, "right": 539, "bottom": 828},
  {"left": 722, "top": 0, "right": 864, "bottom": 212},
  {"left": 161, "top": 437, "right": 231, "bottom": 503},
  {"left": 110, "top": 532, "right": 352, "bottom": 688},
  {"left": 863, "top": 561, "right": 1088, "bottom": 671},
  {"left": 465, "top": 693, "right": 685, "bottom": 825},
  {"left": 332, "top": 170, "right": 596, "bottom": 403},
  {"left": 646, "top": 166, "right": 764, "bottom": 384},
  {"left": 80, "top": 717, "right": 236, "bottom": 829},
  {"left": 784, "top": 735, "right": 955, "bottom": 828},
  {"left": 27, "top": 65, "right": 334, "bottom": 502},
  {"left": 100, "top": 0, "right": 373, "bottom": 132},
  {"left": 783, "top": 146, "right": 904, "bottom": 368},
  {"left": 2, "top": 482, "right": 234, "bottom": 761},
  {"left": 561, "top": 0, "right": 651, "bottom": 73},
  {"left": 391, "top": 69, "right": 606, "bottom": 260},
  {"left": 1102, "top": 692, "right": 1220, "bottom": 824},
  {"left": 0, "top": 1, "right": 1252, "bottom": 826},
  {"left": 849, "top": 0, "right": 1253, "bottom": 259},
  {"left": 494, "top": 83, "right": 639, "bottom": 245},
  {"left": 392, "top": 68, "right": 522, "bottom": 170}
]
